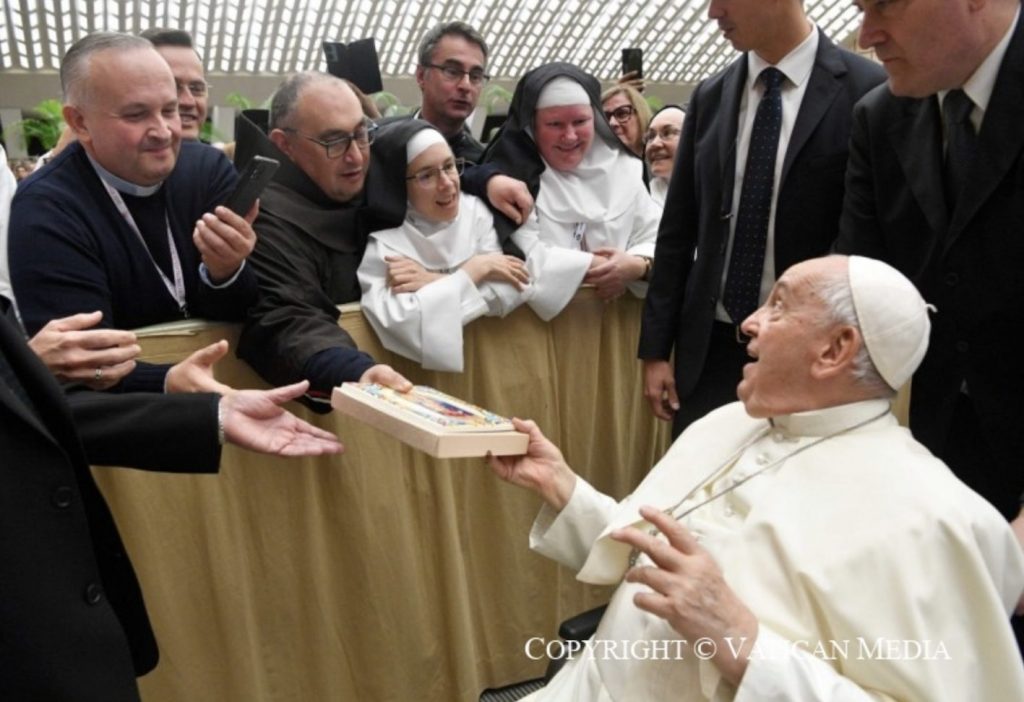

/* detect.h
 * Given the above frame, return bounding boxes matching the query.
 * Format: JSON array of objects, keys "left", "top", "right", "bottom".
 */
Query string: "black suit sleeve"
[
  {"left": 835, "top": 98, "right": 887, "bottom": 257},
  {"left": 638, "top": 85, "right": 702, "bottom": 361},
  {"left": 66, "top": 389, "right": 222, "bottom": 473}
]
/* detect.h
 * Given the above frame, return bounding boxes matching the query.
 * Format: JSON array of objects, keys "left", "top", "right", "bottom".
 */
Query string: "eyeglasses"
[
  {"left": 643, "top": 126, "right": 682, "bottom": 145},
  {"left": 603, "top": 104, "right": 636, "bottom": 124},
  {"left": 281, "top": 121, "right": 377, "bottom": 159},
  {"left": 176, "top": 80, "right": 210, "bottom": 98},
  {"left": 405, "top": 158, "right": 465, "bottom": 187},
  {"left": 423, "top": 63, "right": 490, "bottom": 86}
]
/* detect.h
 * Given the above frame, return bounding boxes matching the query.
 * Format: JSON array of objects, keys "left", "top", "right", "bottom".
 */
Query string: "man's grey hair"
[
  {"left": 814, "top": 270, "right": 896, "bottom": 397},
  {"left": 417, "top": 21, "right": 489, "bottom": 67},
  {"left": 269, "top": 71, "right": 350, "bottom": 129},
  {"left": 61, "top": 32, "right": 153, "bottom": 105}
]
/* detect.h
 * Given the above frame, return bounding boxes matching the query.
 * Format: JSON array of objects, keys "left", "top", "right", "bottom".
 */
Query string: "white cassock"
[
  {"left": 512, "top": 140, "right": 661, "bottom": 321},
  {"left": 358, "top": 194, "right": 529, "bottom": 372},
  {"left": 523, "top": 399, "right": 1024, "bottom": 701}
]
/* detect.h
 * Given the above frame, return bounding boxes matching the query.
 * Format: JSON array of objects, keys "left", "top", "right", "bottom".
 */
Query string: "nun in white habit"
[
  {"left": 482, "top": 63, "right": 660, "bottom": 320},
  {"left": 358, "top": 121, "right": 530, "bottom": 372}
]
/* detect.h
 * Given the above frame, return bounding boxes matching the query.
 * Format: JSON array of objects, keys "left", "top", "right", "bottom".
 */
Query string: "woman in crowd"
[
  {"left": 358, "top": 120, "right": 530, "bottom": 372},
  {"left": 644, "top": 105, "right": 685, "bottom": 208},
  {"left": 483, "top": 63, "right": 659, "bottom": 320},
  {"left": 600, "top": 84, "right": 650, "bottom": 158}
]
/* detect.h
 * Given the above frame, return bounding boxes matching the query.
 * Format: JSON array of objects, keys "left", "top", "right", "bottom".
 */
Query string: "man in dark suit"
[
  {"left": 639, "top": 0, "right": 886, "bottom": 437},
  {"left": 0, "top": 297, "right": 341, "bottom": 700},
  {"left": 836, "top": 0, "right": 1022, "bottom": 519}
]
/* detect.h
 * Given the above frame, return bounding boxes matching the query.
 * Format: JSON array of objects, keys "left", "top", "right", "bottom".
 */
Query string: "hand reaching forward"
[
  {"left": 486, "top": 174, "right": 534, "bottom": 225},
  {"left": 28, "top": 311, "right": 140, "bottom": 389},
  {"left": 487, "top": 417, "right": 577, "bottom": 511},
  {"left": 359, "top": 363, "right": 414, "bottom": 393},
  {"left": 221, "top": 380, "right": 343, "bottom": 457},
  {"left": 611, "top": 505, "right": 759, "bottom": 686},
  {"left": 165, "top": 339, "right": 235, "bottom": 395}
]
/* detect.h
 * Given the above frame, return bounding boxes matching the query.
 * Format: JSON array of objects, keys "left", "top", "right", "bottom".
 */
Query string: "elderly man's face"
[
  {"left": 534, "top": 104, "right": 594, "bottom": 172},
  {"left": 64, "top": 47, "right": 181, "bottom": 186},
  {"left": 737, "top": 260, "right": 839, "bottom": 418},
  {"left": 855, "top": 0, "right": 977, "bottom": 97},
  {"left": 273, "top": 81, "right": 370, "bottom": 203},
  {"left": 155, "top": 45, "right": 208, "bottom": 140}
]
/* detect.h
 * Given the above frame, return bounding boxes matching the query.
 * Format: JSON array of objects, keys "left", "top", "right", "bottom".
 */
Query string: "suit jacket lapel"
[
  {"left": 717, "top": 55, "right": 746, "bottom": 216},
  {"left": 781, "top": 30, "right": 844, "bottom": 185},
  {"left": 0, "top": 305, "right": 67, "bottom": 446},
  {"left": 890, "top": 97, "right": 949, "bottom": 236},
  {"left": 948, "top": 18, "right": 1024, "bottom": 248}
]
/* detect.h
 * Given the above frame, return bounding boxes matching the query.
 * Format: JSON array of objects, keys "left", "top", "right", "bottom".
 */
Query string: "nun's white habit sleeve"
[
  {"left": 472, "top": 203, "right": 532, "bottom": 317},
  {"left": 624, "top": 188, "right": 662, "bottom": 298},
  {"left": 511, "top": 210, "right": 591, "bottom": 321},
  {"left": 357, "top": 238, "right": 488, "bottom": 372}
]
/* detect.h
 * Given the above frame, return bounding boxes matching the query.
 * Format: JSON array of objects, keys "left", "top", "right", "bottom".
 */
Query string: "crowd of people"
[{"left": 3, "top": 0, "right": 1024, "bottom": 699}]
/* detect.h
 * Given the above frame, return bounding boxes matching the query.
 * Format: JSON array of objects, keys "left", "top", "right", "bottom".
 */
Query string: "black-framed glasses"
[
  {"left": 405, "top": 158, "right": 465, "bottom": 187},
  {"left": 423, "top": 63, "right": 490, "bottom": 86},
  {"left": 643, "top": 126, "right": 682, "bottom": 145},
  {"left": 176, "top": 80, "right": 210, "bottom": 98},
  {"left": 603, "top": 104, "right": 635, "bottom": 124},
  {"left": 281, "top": 121, "right": 377, "bottom": 159}
]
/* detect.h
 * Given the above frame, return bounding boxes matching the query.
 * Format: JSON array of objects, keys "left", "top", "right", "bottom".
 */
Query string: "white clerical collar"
[
  {"left": 747, "top": 21, "right": 818, "bottom": 91},
  {"left": 769, "top": 398, "right": 893, "bottom": 438},
  {"left": 86, "top": 152, "right": 163, "bottom": 197},
  {"left": 939, "top": 5, "right": 1019, "bottom": 126}
]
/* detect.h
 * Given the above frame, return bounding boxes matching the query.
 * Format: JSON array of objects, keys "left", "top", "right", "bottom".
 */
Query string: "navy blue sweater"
[{"left": 10, "top": 141, "right": 258, "bottom": 392}]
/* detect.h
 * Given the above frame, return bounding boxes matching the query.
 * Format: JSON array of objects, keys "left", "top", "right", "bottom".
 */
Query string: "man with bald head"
[
  {"left": 8, "top": 32, "right": 257, "bottom": 393},
  {"left": 493, "top": 255, "right": 1024, "bottom": 700},
  {"left": 237, "top": 72, "right": 410, "bottom": 408}
]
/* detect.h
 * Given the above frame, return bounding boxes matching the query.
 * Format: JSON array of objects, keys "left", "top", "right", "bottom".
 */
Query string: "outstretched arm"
[
  {"left": 220, "top": 380, "right": 343, "bottom": 457},
  {"left": 487, "top": 417, "right": 578, "bottom": 511}
]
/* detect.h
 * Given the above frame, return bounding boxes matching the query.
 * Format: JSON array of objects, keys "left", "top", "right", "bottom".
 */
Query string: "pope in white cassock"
[
  {"left": 358, "top": 120, "right": 530, "bottom": 372},
  {"left": 490, "top": 255, "right": 1024, "bottom": 701}
]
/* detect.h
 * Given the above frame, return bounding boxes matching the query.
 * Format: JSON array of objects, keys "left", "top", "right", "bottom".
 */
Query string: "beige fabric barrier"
[{"left": 93, "top": 290, "right": 670, "bottom": 701}]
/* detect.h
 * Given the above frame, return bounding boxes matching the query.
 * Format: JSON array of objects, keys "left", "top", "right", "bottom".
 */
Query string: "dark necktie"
[
  {"left": 724, "top": 67, "right": 785, "bottom": 325},
  {"left": 943, "top": 89, "right": 977, "bottom": 210}
]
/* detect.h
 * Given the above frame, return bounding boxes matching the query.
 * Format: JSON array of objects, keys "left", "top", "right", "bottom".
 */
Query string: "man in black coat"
[
  {"left": 835, "top": 0, "right": 1024, "bottom": 647},
  {"left": 638, "top": 0, "right": 886, "bottom": 437},
  {"left": 0, "top": 297, "right": 341, "bottom": 700}
]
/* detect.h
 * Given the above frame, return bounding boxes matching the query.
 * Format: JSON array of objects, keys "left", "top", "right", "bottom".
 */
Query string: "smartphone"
[
  {"left": 223, "top": 155, "right": 280, "bottom": 215},
  {"left": 621, "top": 48, "right": 643, "bottom": 80}
]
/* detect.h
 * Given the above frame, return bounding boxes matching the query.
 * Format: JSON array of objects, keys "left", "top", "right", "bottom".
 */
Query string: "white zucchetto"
[{"left": 848, "top": 255, "right": 933, "bottom": 390}]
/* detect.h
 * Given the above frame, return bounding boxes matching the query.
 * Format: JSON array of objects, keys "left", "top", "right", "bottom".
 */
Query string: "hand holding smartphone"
[
  {"left": 621, "top": 48, "right": 643, "bottom": 81},
  {"left": 224, "top": 155, "right": 280, "bottom": 215}
]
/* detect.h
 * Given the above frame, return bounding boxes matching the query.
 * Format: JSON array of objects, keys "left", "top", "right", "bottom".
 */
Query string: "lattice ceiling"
[{"left": 0, "top": 1, "right": 864, "bottom": 84}]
